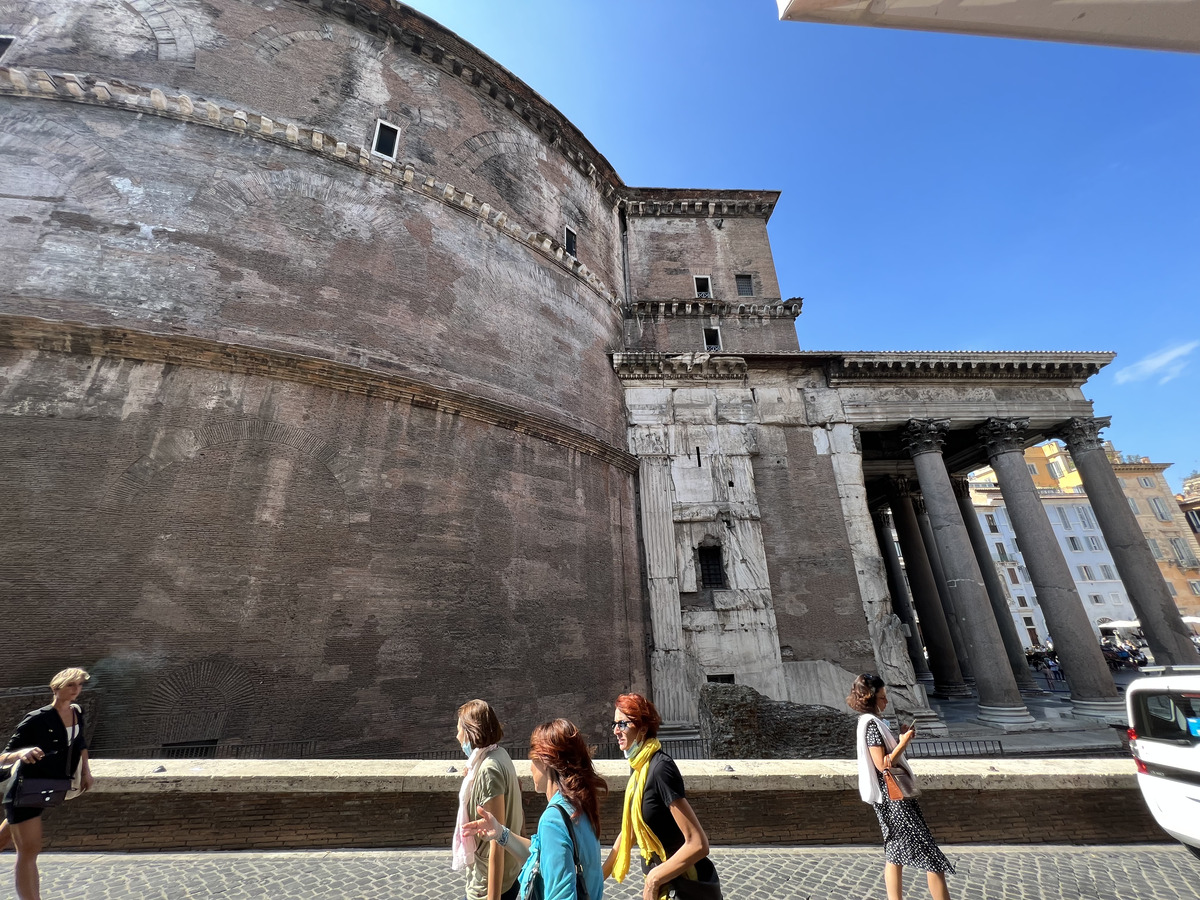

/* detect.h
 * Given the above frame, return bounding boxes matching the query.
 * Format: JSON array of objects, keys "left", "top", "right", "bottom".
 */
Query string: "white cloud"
[{"left": 1113, "top": 340, "right": 1200, "bottom": 386}]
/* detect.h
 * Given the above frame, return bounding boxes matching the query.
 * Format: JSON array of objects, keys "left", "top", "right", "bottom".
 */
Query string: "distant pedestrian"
[
  {"left": 603, "top": 692, "right": 721, "bottom": 899},
  {"left": 0, "top": 668, "right": 95, "bottom": 900},
  {"left": 465, "top": 718, "right": 606, "bottom": 900},
  {"left": 452, "top": 700, "right": 524, "bottom": 900},
  {"left": 1049, "top": 659, "right": 1064, "bottom": 682},
  {"left": 849, "top": 674, "right": 954, "bottom": 900}
]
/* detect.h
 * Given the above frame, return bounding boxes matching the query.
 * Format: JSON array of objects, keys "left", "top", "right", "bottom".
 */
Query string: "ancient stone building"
[{"left": 2, "top": 0, "right": 1195, "bottom": 755}]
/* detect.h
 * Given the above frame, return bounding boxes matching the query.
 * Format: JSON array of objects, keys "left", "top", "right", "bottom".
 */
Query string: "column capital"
[
  {"left": 873, "top": 508, "right": 894, "bottom": 530},
  {"left": 887, "top": 475, "right": 915, "bottom": 499},
  {"left": 1055, "top": 416, "right": 1112, "bottom": 453},
  {"left": 902, "top": 419, "right": 950, "bottom": 458},
  {"left": 912, "top": 495, "right": 928, "bottom": 517},
  {"left": 976, "top": 417, "right": 1030, "bottom": 459},
  {"left": 950, "top": 475, "right": 973, "bottom": 501}
]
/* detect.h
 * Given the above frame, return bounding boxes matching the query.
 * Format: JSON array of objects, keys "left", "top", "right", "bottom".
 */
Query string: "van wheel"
[{"left": 1186, "top": 844, "right": 1200, "bottom": 862}]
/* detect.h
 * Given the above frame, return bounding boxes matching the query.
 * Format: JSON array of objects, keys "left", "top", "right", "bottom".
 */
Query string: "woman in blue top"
[{"left": 465, "top": 718, "right": 606, "bottom": 900}]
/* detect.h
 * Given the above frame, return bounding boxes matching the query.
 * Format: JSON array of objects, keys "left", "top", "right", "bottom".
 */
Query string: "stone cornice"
[
  {"left": 0, "top": 315, "right": 639, "bottom": 474},
  {"left": 611, "top": 352, "right": 748, "bottom": 381},
  {"left": 826, "top": 352, "right": 1114, "bottom": 385},
  {"left": 1111, "top": 461, "right": 1172, "bottom": 474},
  {"left": 0, "top": 66, "right": 621, "bottom": 308},
  {"left": 627, "top": 299, "right": 801, "bottom": 319},
  {"left": 620, "top": 188, "right": 781, "bottom": 222}
]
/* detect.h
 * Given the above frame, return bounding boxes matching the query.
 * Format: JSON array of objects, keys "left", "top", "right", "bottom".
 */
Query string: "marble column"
[
  {"left": 886, "top": 480, "right": 971, "bottom": 698},
  {"left": 903, "top": 420, "right": 1034, "bottom": 726},
  {"left": 914, "top": 496, "right": 975, "bottom": 685},
  {"left": 1057, "top": 417, "right": 1200, "bottom": 666},
  {"left": 873, "top": 508, "right": 935, "bottom": 685},
  {"left": 637, "top": 455, "right": 693, "bottom": 725},
  {"left": 951, "top": 476, "right": 1042, "bottom": 698}
]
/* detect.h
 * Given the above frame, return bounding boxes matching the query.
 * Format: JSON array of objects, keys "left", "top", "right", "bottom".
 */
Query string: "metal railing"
[
  {"left": 906, "top": 739, "right": 1003, "bottom": 758},
  {"left": 94, "top": 739, "right": 319, "bottom": 760}
]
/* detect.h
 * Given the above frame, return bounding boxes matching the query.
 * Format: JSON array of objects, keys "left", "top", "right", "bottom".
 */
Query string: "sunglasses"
[{"left": 612, "top": 720, "right": 635, "bottom": 732}]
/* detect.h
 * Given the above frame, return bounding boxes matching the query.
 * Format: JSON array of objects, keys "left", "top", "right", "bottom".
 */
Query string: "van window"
[{"left": 1132, "top": 691, "right": 1200, "bottom": 745}]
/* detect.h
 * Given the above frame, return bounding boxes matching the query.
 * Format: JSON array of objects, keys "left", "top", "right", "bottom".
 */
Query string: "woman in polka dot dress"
[{"left": 849, "top": 674, "right": 954, "bottom": 900}]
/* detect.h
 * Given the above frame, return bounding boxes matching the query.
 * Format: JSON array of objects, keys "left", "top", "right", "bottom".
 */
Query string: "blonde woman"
[
  {"left": 1, "top": 668, "right": 94, "bottom": 900},
  {"left": 452, "top": 700, "right": 524, "bottom": 900}
]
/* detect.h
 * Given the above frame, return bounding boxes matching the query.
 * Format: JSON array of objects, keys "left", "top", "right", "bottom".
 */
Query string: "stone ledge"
[{"left": 84, "top": 758, "right": 1136, "bottom": 794}]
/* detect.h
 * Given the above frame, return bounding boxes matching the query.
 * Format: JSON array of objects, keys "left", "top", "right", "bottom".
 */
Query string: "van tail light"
[
  {"left": 1134, "top": 758, "right": 1148, "bottom": 774},
  {"left": 1127, "top": 727, "right": 1138, "bottom": 741}
]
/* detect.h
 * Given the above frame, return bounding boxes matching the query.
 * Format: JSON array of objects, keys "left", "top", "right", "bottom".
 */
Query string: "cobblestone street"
[{"left": 7, "top": 845, "right": 1199, "bottom": 900}]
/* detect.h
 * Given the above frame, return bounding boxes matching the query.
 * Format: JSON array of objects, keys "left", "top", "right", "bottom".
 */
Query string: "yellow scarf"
[{"left": 612, "top": 738, "right": 667, "bottom": 884}]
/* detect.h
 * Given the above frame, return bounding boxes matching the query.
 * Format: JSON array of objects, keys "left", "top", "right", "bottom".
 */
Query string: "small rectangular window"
[
  {"left": 564, "top": 227, "right": 577, "bottom": 258},
  {"left": 1148, "top": 538, "right": 1163, "bottom": 559},
  {"left": 1128, "top": 498, "right": 1141, "bottom": 515},
  {"left": 1016, "top": 596, "right": 1028, "bottom": 608},
  {"left": 994, "top": 541, "right": 1009, "bottom": 561},
  {"left": 985, "top": 514, "right": 999, "bottom": 534},
  {"left": 1086, "top": 536, "right": 1103, "bottom": 552},
  {"left": 694, "top": 276, "right": 712, "bottom": 298},
  {"left": 1089, "top": 594, "right": 1104, "bottom": 605},
  {"left": 371, "top": 120, "right": 400, "bottom": 159},
  {"left": 1067, "top": 536, "right": 1083, "bottom": 552},
  {"left": 1140, "top": 476, "right": 1156, "bottom": 488},
  {"left": 706, "top": 673, "right": 736, "bottom": 684},
  {"left": 735, "top": 274, "right": 754, "bottom": 297},
  {"left": 1167, "top": 582, "right": 1178, "bottom": 597},
  {"left": 1022, "top": 616, "right": 1035, "bottom": 627},
  {"left": 0, "top": 36, "right": 13, "bottom": 61},
  {"left": 1076, "top": 505, "right": 1096, "bottom": 529},
  {"left": 1056, "top": 507, "right": 1072, "bottom": 530},
  {"left": 1100, "top": 565, "right": 1115, "bottom": 580},
  {"left": 1150, "top": 497, "right": 1173, "bottom": 522},
  {"left": 1027, "top": 463, "right": 1038, "bottom": 475},
  {"left": 1048, "top": 461, "right": 1064, "bottom": 480},
  {"left": 1008, "top": 568, "right": 1020, "bottom": 585},
  {"left": 1189, "top": 581, "right": 1200, "bottom": 596},
  {"left": 702, "top": 327, "right": 721, "bottom": 352},
  {"left": 698, "top": 545, "right": 726, "bottom": 588},
  {"left": 1078, "top": 565, "right": 1095, "bottom": 581}
]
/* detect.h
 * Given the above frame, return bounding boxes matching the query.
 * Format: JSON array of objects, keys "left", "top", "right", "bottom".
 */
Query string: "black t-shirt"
[{"left": 641, "top": 751, "right": 714, "bottom": 878}]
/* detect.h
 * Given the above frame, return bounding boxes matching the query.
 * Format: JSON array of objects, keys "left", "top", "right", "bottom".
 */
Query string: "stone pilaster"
[
  {"left": 637, "top": 455, "right": 693, "bottom": 724},
  {"left": 951, "top": 474, "right": 1042, "bottom": 695},
  {"left": 1057, "top": 417, "right": 1200, "bottom": 666},
  {"left": 902, "top": 419, "right": 1034, "bottom": 726},
  {"left": 886, "top": 479, "right": 971, "bottom": 698},
  {"left": 874, "top": 508, "right": 935, "bottom": 685}
]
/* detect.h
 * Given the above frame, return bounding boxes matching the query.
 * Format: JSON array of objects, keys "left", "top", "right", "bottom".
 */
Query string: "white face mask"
[{"left": 623, "top": 739, "right": 642, "bottom": 760}]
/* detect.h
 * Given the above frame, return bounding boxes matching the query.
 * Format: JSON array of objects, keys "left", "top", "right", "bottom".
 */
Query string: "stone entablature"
[
  {"left": 612, "top": 352, "right": 749, "bottom": 381},
  {"left": 620, "top": 188, "right": 781, "bottom": 221},
  {"left": 827, "top": 352, "right": 1115, "bottom": 385}
]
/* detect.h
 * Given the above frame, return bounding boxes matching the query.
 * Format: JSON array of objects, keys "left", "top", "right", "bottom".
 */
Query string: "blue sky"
[{"left": 409, "top": 1, "right": 1200, "bottom": 490}]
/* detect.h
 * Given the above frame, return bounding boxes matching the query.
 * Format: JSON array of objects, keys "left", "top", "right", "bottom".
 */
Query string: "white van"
[{"left": 1126, "top": 667, "right": 1200, "bottom": 859}]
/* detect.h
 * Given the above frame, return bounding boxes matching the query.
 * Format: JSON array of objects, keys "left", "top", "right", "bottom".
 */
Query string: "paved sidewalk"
[{"left": 6, "top": 844, "right": 1199, "bottom": 900}]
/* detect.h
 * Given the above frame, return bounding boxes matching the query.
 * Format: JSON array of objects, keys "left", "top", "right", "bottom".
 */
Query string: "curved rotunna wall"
[{"left": 0, "top": 0, "right": 650, "bottom": 752}]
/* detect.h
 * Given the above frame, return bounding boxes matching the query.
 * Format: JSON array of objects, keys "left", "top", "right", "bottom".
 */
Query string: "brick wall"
[{"left": 34, "top": 786, "right": 1164, "bottom": 852}]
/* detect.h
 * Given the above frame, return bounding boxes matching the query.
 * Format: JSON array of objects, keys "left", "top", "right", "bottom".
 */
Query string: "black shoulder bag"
[{"left": 551, "top": 804, "right": 592, "bottom": 900}]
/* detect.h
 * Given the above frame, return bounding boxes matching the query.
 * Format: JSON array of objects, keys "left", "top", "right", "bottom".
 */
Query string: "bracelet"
[{"left": 497, "top": 826, "right": 510, "bottom": 847}]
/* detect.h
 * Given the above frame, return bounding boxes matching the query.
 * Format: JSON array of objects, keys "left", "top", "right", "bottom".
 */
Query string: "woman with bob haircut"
[
  {"left": 603, "top": 692, "right": 720, "bottom": 900},
  {"left": 464, "top": 718, "right": 606, "bottom": 900},
  {"left": 0, "top": 667, "right": 95, "bottom": 900},
  {"left": 848, "top": 673, "right": 954, "bottom": 900},
  {"left": 452, "top": 700, "right": 524, "bottom": 900}
]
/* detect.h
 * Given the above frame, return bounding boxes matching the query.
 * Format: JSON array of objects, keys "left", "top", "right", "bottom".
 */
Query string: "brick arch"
[
  {"left": 246, "top": 20, "right": 387, "bottom": 62},
  {"left": 0, "top": 114, "right": 129, "bottom": 210},
  {"left": 124, "top": 0, "right": 196, "bottom": 65},
  {"left": 451, "top": 130, "right": 548, "bottom": 173},
  {"left": 143, "top": 658, "right": 256, "bottom": 715},
  {"left": 103, "top": 417, "right": 371, "bottom": 524}
]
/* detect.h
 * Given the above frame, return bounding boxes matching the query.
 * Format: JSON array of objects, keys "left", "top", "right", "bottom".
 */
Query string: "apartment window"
[
  {"left": 1048, "top": 461, "right": 1065, "bottom": 480},
  {"left": 1086, "top": 536, "right": 1104, "bottom": 552},
  {"left": 735, "top": 274, "right": 754, "bottom": 297},
  {"left": 1016, "top": 596, "right": 1028, "bottom": 608},
  {"left": 1019, "top": 566, "right": 1031, "bottom": 582},
  {"left": 1167, "top": 582, "right": 1178, "bottom": 597},
  {"left": 1008, "top": 568, "right": 1021, "bottom": 585},
  {"left": 1065, "top": 457, "right": 1077, "bottom": 472},
  {"left": 1139, "top": 476, "right": 1155, "bottom": 488},
  {"left": 995, "top": 541, "right": 1010, "bottom": 562},
  {"left": 698, "top": 545, "right": 726, "bottom": 588},
  {"left": 1189, "top": 581, "right": 1200, "bottom": 596},
  {"left": 702, "top": 327, "right": 721, "bottom": 352},
  {"left": 371, "top": 119, "right": 400, "bottom": 159},
  {"left": 1150, "top": 497, "right": 1173, "bottom": 522},
  {"left": 1056, "top": 507, "right": 1072, "bottom": 530},
  {"left": 1078, "top": 565, "right": 1096, "bottom": 581},
  {"left": 1076, "top": 505, "right": 1096, "bottom": 529},
  {"left": 1128, "top": 498, "right": 1141, "bottom": 515},
  {"left": 1100, "top": 565, "right": 1115, "bottom": 580},
  {"left": 0, "top": 36, "right": 12, "bottom": 61},
  {"left": 1067, "top": 536, "right": 1083, "bottom": 552},
  {"left": 694, "top": 276, "right": 712, "bottom": 298},
  {"left": 1089, "top": 594, "right": 1104, "bottom": 605},
  {"left": 1148, "top": 538, "right": 1163, "bottom": 559},
  {"left": 1187, "top": 509, "right": 1200, "bottom": 532},
  {"left": 1110, "top": 592, "right": 1121, "bottom": 604},
  {"left": 1170, "top": 538, "right": 1198, "bottom": 566},
  {"left": 985, "top": 514, "right": 999, "bottom": 534},
  {"left": 564, "top": 226, "right": 577, "bottom": 258},
  {"left": 1027, "top": 464, "right": 1038, "bottom": 476},
  {"left": 1023, "top": 616, "right": 1035, "bottom": 627}
]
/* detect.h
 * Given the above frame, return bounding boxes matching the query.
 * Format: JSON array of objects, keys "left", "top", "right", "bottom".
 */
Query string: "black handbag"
[
  {"left": 641, "top": 855, "right": 724, "bottom": 900},
  {"left": 551, "top": 805, "right": 592, "bottom": 900},
  {"left": 11, "top": 772, "right": 71, "bottom": 808}
]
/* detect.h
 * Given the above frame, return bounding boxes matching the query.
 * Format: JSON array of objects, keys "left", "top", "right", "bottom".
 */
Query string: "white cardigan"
[{"left": 855, "top": 714, "right": 914, "bottom": 804}]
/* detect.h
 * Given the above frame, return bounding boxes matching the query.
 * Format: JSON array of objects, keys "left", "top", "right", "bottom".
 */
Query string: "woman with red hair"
[
  {"left": 603, "top": 693, "right": 721, "bottom": 900},
  {"left": 464, "top": 718, "right": 606, "bottom": 899}
]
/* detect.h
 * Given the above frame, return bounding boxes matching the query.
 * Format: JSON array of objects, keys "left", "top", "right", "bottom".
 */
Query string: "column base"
[
  {"left": 910, "top": 707, "right": 949, "bottom": 737},
  {"left": 1068, "top": 698, "right": 1129, "bottom": 725},
  {"left": 976, "top": 703, "right": 1039, "bottom": 729},
  {"left": 916, "top": 671, "right": 936, "bottom": 686},
  {"left": 933, "top": 682, "right": 974, "bottom": 699}
]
